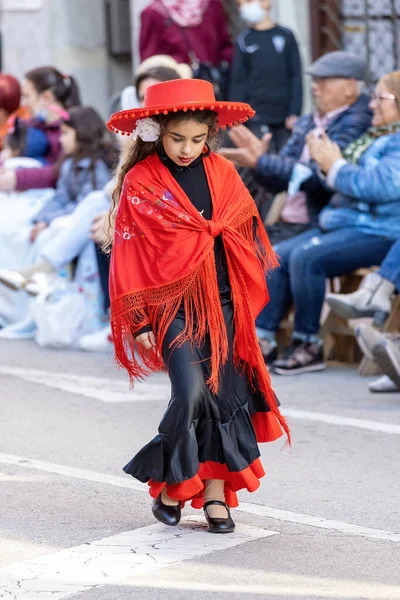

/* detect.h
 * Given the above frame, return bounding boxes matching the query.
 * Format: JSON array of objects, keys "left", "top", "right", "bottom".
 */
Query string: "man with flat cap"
[{"left": 219, "top": 50, "right": 372, "bottom": 247}]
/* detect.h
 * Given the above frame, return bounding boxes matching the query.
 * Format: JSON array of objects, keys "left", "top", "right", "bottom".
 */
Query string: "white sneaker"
[
  {"left": 0, "top": 318, "right": 36, "bottom": 340},
  {"left": 24, "top": 273, "right": 51, "bottom": 297},
  {"left": 0, "top": 268, "right": 26, "bottom": 291},
  {"left": 368, "top": 375, "right": 398, "bottom": 393},
  {"left": 78, "top": 325, "right": 113, "bottom": 352}
]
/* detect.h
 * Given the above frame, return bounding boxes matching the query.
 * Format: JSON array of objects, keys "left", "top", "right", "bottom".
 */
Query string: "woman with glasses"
[{"left": 254, "top": 70, "right": 400, "bottom": 375}]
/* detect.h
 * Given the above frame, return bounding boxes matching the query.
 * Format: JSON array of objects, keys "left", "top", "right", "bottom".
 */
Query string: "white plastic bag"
[{"left": 32, "top": 278, "right": 85, "bottom": 349}]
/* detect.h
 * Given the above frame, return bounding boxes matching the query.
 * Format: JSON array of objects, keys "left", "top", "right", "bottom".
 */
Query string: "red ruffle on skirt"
[
  {"left": 148, "top": 411, "right": 283, "bottom": 508},
  {"left": 251, "top": 410, "right": 284, "bottom": 443},
  {"left": 148, "top": 457, "right": 265, "bottom": 508}
]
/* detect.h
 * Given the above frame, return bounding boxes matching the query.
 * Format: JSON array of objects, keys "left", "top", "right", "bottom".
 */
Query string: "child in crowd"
[
  {"left": 0, "top": 117, "right": 50, "bottom": 165},
  {"left": 0, "top": 106, "right": 117, "bottom": 304},
  {"left": 0, "top": 66, "right": 81, "bottom": 192},
  {"left": 104, "top": 79, "right": 289, "bottom": 533}
]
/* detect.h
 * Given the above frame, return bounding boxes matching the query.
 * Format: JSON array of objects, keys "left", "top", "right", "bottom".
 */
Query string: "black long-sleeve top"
[
  {"left": 229, "top": 25, "right": 302, "bottom": 125},
  {"left": 163, "top": 152, "right": 230, "bottom": 289}
]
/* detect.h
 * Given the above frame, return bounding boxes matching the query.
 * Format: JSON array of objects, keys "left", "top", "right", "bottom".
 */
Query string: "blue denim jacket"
[
  {"left": 319, "top": 132, "right": 400, "bottom": 240},
  {"left": 33, "top": 157, "right": 111, "bottom": 224},
  {"left": 254, "top": 94, "right": 372, "bottom": 224}
]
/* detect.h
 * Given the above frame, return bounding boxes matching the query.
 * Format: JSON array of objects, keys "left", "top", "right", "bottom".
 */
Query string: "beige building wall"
[
  {"left": 273, "top": 0, "right": 312, "bottom": 111},
  {"left": 1, "top": 0, "right": 133, "bottom": 117}
]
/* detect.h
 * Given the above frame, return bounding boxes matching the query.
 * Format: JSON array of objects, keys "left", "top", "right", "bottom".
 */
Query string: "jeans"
[
  {"left": 379, "top": 237, "right": 400, "bottom": 292},
  {"left": 257, "top": 227, "right": 394, "bottom": 338},
  {"left": 41, "top": 189, "right": 110, "bottom": 269}
]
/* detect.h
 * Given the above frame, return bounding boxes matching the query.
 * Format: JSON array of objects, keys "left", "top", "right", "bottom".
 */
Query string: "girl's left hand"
[
  {"left": 0, "top": 168, "right": 17, "bottom": 192},
  {"left": 307, "top": 132, "right": 342, "bottom": 174}
]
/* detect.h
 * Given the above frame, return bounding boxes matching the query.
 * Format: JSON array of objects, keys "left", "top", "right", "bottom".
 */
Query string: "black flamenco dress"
[{"left": 123, "top": 153, "right": 283, "bottom": 508}]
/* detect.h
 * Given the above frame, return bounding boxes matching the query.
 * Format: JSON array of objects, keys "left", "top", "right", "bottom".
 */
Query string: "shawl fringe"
[{"left": 111, "top": 214, "right": 291, "bottom": 444}]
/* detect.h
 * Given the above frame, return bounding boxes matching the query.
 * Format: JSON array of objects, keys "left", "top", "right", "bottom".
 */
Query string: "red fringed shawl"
[{"left": 110, "top": 152, "right": 290, "bottom": 442}]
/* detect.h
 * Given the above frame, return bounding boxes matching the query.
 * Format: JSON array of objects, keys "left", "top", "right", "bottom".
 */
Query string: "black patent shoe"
[
  {"left": 152, "top": 494, "right": 181, "bottom": 526},
  {"left": 203, "top": 500, "right": 235, "bottom": 534}
]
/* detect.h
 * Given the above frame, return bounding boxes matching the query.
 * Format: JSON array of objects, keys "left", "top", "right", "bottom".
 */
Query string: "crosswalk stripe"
[
  {"left": 2, "top": 365, "right": 400, "bottom": 435},
  {"left": 0, "top": 366, "right": 169, "bottom": 403},
  {"left": 1, "top": 453, "right": 399, "bottom": 543},
  {"left": 0, "top": 517, "right": 276, "bottom": 600}
]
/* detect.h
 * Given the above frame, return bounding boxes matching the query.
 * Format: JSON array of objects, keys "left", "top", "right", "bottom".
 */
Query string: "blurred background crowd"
[{"left": 0, "top": 0, "right": 399, "bottom": 394}]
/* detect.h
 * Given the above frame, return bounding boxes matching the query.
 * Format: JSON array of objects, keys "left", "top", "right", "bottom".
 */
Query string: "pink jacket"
[{"left": 140, "top": 0, "right": 233, "bottom": 66}]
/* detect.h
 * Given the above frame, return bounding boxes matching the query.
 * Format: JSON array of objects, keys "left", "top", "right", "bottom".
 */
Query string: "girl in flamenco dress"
[{"left": 106, "top": 78, "right": 290, "bottom": 534}]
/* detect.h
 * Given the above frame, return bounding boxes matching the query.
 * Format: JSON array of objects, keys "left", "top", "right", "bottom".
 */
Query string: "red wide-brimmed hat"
[{"left": 107, "top": 79, "right": 255, "bottom": 135}]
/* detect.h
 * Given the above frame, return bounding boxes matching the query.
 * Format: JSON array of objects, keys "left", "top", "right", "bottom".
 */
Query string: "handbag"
[
  {"left": 32, "top": 277, "right": 85, "bottom": 349},
  {"left": 189, "top": 54, "right": 230, "bottom": 101},
  {"left": 163, "top": 8, "right": 230, "bottom": 100}
]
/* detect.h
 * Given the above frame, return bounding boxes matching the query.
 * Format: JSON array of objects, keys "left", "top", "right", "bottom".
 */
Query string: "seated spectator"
[
  {"left": 220, "top": 51, "right": 372, "bottom": 244},
  {"left": 0, "top": 73, "right": 30, "bottom": 150},
  {"left": 1, "top": 117, "right": 49, "bottom": 164},
  {"left": 230, "top": 0, "right": 302, "bottom": 150},
  {"left": 0, "top": 106, "right": 117, "bottom": 293},
  {"left": 325, "top": 238, "right": 399, "bottom": 393},
  {"left": 255, "top": 70, "right": 400, "bottom": 374},
  {"left": 0, "top": 63, "right": 184, "bottom": 347},
  {"left": 0, "top": 66, "right": 80, "bottom": 193},
  {"left": 139, "top": 0, "right": 232, "bottom": 97}
]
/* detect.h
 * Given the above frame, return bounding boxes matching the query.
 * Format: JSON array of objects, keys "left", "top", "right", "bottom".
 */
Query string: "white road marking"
[
  {"left": 1, "top": 453, "right": 399, "bottom": 543},
  {"left": 283, "top": 408, "right": 400, "bottom": 435},
  {"left": 0, "top": 453, "right": 145, "bottom": 494},
  {"left": 237, "top": 503, "right": 400, "bottom": 543},
  {"left": 0, "top": 366, "right": 169, "bottom": 403},
  {"left": 0, "top": 517, "right": 275, "bottom": 600},
  {"left": 2, "top": 366, "right": 400, "bottom": 436},
  {"left": 109, "top": 569, "right": 400, "bottom": 599}
]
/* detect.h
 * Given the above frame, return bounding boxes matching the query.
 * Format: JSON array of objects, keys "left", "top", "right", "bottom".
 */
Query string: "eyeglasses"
[{"left": 370, "top": 92, "right": 397, "bottom": 104}]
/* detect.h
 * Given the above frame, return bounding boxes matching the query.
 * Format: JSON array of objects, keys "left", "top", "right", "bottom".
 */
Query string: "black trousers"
[{"left": 95, "top": 243, "right": 110, "bottom": 313}]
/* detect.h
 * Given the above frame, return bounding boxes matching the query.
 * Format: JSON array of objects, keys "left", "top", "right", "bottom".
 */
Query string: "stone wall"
[{"left": 1, "top": 0, "right": 133, "bottom": 117}]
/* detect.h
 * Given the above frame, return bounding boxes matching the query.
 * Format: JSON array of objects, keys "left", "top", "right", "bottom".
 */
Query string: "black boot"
[
  {"left": 152, "top": 494, "right": 181, "bottom": 526},
  {"left": 203, "top": 500, "right": 235, "bottom": 533}
]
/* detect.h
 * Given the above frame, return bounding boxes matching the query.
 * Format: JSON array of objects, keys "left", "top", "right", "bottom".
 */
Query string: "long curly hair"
[{"left": 103, "top": 110, "right": 219, "bottom": 251}]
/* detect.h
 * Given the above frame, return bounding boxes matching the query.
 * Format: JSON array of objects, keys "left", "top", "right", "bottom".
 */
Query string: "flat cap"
[{"left": 307, "top": 51, "right": 367, "bottom": 80}]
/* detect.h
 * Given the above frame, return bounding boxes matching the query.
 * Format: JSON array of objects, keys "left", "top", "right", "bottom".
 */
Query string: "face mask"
[{"left": 239, "top": 1, "right": 267, "bottom": 25}]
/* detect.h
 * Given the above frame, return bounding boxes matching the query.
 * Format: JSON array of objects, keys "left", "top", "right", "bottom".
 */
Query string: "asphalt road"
[{"left": 0, "top": 339, "right": 399, "bottom": 600}]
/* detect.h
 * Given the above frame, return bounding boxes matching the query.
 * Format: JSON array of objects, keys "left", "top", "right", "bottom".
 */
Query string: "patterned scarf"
[
  {"left": 160, "top": 0, "right": 209, "bottom": 27},
  {"left": 343, "top": 120, "right": 400, "bottom": 164},
  {"left": 110, "top": 151, "right": 290, "bottom": 442}
]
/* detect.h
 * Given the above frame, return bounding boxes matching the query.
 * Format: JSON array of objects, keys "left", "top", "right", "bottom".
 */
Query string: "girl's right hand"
[
  {"left": 30, "top": 221, "right": 48, "bottom": 242},
  {"left": 135, "top": 330, "right": 156, "bottom": 350}
]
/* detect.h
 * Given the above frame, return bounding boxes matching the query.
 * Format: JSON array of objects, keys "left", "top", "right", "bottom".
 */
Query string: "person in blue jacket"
[
  {"left": 221, "top": 51, "right": 372, "bottom": 245},
  {"left": 256, "top": 70, "right": 400, "bottom": 372}
]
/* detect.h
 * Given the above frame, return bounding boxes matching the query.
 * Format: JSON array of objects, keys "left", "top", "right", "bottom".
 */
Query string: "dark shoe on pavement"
[
  {"left": 258, "top": 338, "right": 278, "bottom": 364},
  {"left": 272, "top": 340, "right": 325, "bottom": 375},
  {"left": 152, "top": 494, "right": 181, "bottom": 526},
  {"left": 203, "top": 501, "right": 235, "bottom": 534}
]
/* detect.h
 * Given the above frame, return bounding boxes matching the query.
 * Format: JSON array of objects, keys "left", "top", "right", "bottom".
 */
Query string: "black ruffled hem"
[{"left": 123, "top": 402, "right": 260, "bottom": 485}]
